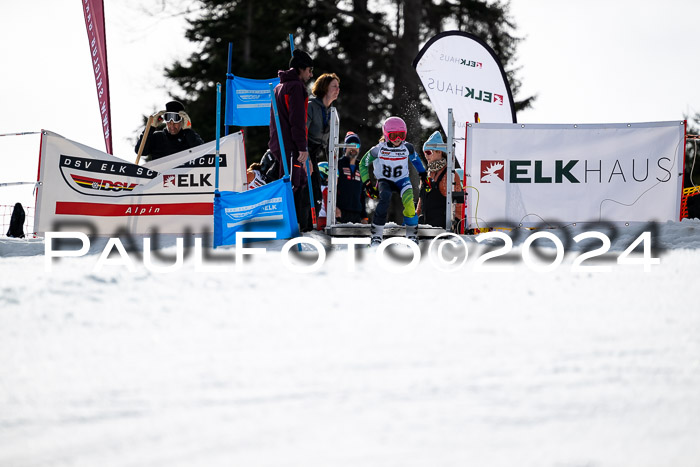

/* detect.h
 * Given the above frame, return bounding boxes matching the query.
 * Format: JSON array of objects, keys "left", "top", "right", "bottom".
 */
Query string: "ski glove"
[
  {"left": 419, "top": 172, "right": 428, "bottom": 188},
  {"left": 178, "top": 111, "right": 192, "bottom": 128},
  {"left": 150, "top": 110, "right": 165, "bottom": 127},
  {"left": 364, "top": 180, "right": 379, "bottom": 199}
]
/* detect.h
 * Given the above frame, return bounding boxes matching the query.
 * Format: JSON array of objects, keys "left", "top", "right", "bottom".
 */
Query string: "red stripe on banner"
[
  {"left": 55, "top": 202, "right": 213, "bottom": 217},
  {"left": 379, "top": 156, "right": 406, "bottom": 161},
  {"left": 82, "top": 0, "right": 113, "bottom": 154}
]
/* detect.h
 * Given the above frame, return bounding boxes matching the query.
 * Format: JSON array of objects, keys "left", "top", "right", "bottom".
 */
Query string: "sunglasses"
[
  {"left": 387, "top": 131, "right": 406, "bottom": 141},
  {"left": 163, "top": 112, "right": 183, "bottom": 123},
  {"left": 424, "top": 150, "right": 434, "bottom": 156}
]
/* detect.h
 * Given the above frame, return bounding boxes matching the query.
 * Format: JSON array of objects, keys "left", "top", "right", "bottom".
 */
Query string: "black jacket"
[
  {"left": 135, "top": 127, "right": 205, "bottom": 161},
  {"left": 337, "top": 155, "right": 367, "bottom": 217},
  {"left": 6, "top": 203, "right": 25, "bottom": 238}
]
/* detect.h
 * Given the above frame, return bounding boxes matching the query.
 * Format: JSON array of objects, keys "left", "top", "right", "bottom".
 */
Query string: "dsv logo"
[{"left": 70, "top": 174, "right": 138, "bottom": 192}]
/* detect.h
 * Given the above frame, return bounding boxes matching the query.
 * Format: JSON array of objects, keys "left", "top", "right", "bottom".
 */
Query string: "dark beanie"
[
  {"left": 165, "top": 100, "right": 185, "bottom": 113},
  {"left": 289, "top": 49, "right": 313, "bottom": 70},
  {"left": 344, "top": 131, "right": 361, "bottom": 147}
]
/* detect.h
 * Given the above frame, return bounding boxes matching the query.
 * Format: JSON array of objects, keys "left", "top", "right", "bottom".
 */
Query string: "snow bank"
[{"left": 1, "top": 220, "right": 699, "bottom": 467}]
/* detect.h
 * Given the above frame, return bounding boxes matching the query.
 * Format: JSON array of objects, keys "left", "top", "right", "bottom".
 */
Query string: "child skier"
[{"left": 360, "top": 116, "right": 427, "bottom": 245}]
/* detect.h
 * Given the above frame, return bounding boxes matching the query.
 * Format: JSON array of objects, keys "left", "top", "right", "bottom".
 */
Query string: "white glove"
[
  {"left": 178, "top": 111, "right": 192, "bottom": 128},
  {"left": 150, "top": 110, "right": 165, "bottom": 127}
]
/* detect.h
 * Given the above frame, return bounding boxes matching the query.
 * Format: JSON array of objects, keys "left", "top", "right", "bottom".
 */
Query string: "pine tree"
[
  {"left": 158, "top": 0, "right": 533, "bottom": 162},
  {"left": 163, "top": 0, "right": 319, "bottom": 162}
]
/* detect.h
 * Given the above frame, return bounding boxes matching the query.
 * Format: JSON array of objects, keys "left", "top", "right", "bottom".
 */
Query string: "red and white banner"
[
  {"left": 465, "top": 121, "right": 685, "bottom": 228},
  {"left": 34, "top": 130, "right": 247, "bottom": 235},
  {"left": 82, "top": 0, "right": 112, "bottom": 154}
]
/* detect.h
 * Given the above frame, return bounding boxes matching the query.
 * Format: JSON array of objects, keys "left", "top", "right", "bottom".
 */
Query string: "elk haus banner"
[
  {"left": 34, "top": 130, "right": 247, "bottom": 235},
  {"left": 465, "top": 121, "right": 686, "bottom": 228}
]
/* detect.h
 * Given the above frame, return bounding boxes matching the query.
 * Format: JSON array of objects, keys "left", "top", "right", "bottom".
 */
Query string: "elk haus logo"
[
  {"left": 439, "top": 53, "right": 483, "bottom": 69},
  {"left": 481, "top": 161, "right": 505, "bottom": 183},
  {"left": 426, "top": 79, "right": 504, "bottom": 105},
  {"left": 479, "top": 158, "right": 674, "bottom": 184},
  {"left": 162, "top": 173, "right": 213, "bottom": 188}
]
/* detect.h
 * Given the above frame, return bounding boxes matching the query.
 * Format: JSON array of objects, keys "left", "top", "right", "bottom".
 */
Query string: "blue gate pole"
[
  {"left": 269, "top": 83, "right": 290, "bottom": 178},
  {"left": 224, "top": 42, "right": 233, "bottom": 137},
  {"left": 215, "top": 82, "right": 221, "bottom": 192}
]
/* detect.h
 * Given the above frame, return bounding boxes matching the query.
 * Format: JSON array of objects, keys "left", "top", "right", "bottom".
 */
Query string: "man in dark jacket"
[
  {"left": 268, "top": 48, "right": 314, "bottom": 231},
  {"left": 135, "top": 100, "right": 204, "bottom": 161}
]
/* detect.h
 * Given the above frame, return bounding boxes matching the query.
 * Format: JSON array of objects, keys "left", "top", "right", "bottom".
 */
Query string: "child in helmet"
[
  {"left": 245, "top": 162, "right": 268, "bottom": 190},
  {"left": 359, "top": 116, "right": 427, "bottom": 245}
]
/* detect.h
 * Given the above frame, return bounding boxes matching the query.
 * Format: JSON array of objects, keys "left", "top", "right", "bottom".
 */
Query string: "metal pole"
[
  {"left": 327, "top": 108, "right": 339, "bottom": 228},
  {"left": 445, "top": 109, "right": 455, "bottom": 231}
]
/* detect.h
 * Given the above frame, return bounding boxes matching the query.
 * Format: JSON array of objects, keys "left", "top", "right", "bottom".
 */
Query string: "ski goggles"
[
  {"left": 387, "top": 131, "right": 406, "bottom": 142},
  {"left": 163, "top": 112, "right": 183, "bottom": 123}
]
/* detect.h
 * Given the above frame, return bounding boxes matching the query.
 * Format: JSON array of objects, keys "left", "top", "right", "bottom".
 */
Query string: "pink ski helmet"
[{"left": 382, "top": 116, "right": 407, "bottom": 143}]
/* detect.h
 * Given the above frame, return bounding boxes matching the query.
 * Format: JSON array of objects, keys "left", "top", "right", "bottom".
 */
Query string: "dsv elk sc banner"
[
  {"left": 465, "top": 121, "right": 685, "bottom": 228},
  {"left": 34, "top": 130, "right": 247, "bottom": 235}
]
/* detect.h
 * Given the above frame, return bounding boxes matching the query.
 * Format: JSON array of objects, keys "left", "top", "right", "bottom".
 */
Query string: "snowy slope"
[{"left": 1, "top": 220, "right": 699, "bottom": 467}]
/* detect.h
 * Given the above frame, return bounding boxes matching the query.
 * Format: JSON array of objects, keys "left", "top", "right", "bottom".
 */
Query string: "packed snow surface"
[{"left": 1, "top": 220, "right": 700, "bottom": 466}]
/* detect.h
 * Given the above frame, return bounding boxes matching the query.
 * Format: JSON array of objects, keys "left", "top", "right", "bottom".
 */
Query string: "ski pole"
[{"left": 135, "top": 115, "right": 154, "bottom": 164}]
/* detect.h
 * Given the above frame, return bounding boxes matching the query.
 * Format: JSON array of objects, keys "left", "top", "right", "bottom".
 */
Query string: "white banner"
[
  {"left": 34, "top": 130, "right": 247, "bottom": 235},
  {"left": 414, "top": 31, "right": 517, "bottom": 166},
  {"left": 465, "top": 121, "right": 685, "bottom": 228}
]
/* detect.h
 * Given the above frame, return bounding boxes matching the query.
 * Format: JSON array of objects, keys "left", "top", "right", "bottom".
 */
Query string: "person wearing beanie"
[
  {"left": 336, "top": 131, "right": 368, "bottom": 224},
  {"left": 268, "top": 48, "right": 315, "bottom": 231},
  {"left": 134, "top": 100, "right": 204, "bottom": 161},
  {"left": 289, "top": 48, "right": 313, "bottom": 70},
  {"left": 416, "top": 130, "right": 464, "bottom": 230}
]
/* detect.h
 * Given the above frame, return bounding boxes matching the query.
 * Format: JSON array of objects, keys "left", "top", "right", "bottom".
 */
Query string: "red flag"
[{"left": 82, "top": 0, "right": 113, "bottom": 154}]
